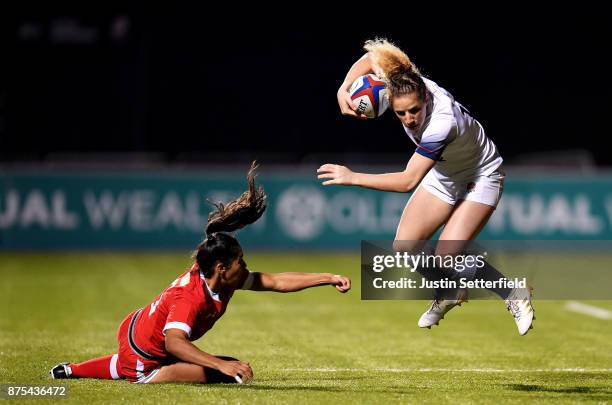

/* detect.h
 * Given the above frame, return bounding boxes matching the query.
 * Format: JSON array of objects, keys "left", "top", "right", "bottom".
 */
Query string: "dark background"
[{"left": 2, "top": 9, "right": 609, "bottom": 166}]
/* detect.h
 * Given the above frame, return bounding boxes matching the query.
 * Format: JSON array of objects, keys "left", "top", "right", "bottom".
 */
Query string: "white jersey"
[{"left": 403, "top": 77, "right": 503, "bottom": 182}]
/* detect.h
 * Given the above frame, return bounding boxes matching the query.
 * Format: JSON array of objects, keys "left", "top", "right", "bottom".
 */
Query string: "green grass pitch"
[{"left": 1, "top": 253, "right": 611, "bottom": 403}]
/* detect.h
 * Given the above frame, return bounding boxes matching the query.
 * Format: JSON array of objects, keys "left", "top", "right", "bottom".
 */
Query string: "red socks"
[{"left": 69, "top": 354, "right": 121, "bottom": 379}]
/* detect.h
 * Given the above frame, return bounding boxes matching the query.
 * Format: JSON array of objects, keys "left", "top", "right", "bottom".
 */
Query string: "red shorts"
[{"left": 117, "top": 310, "right": 166, "bottom": 383}]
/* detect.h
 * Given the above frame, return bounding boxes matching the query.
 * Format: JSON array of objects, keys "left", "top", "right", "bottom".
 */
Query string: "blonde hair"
[{"left": 364, "top": 38, "right": 426, "bottom": 101}]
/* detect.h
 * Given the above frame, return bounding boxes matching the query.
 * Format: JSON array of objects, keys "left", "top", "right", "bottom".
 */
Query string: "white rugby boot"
[
  {"left": 418, "top": 289, "right": 468, "bottom": 329},
  {"left": 504, "top": 287, "right": 535, "bottom": 335}
]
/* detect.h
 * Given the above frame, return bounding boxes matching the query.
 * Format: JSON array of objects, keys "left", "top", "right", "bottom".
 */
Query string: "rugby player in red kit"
[{"left": 50, "top": 163, "right": 351, "bottom": 384}]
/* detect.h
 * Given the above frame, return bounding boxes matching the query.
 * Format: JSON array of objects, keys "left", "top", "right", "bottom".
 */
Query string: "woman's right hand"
[
  {"left": 317, "top": 164, "right": 356, "bottom": 186},
  {"left": 337, "top": 86, "right": 368, "bottom": 119},
  {"left": 217, "top": 359, "right": 253, "bottom": 383}
]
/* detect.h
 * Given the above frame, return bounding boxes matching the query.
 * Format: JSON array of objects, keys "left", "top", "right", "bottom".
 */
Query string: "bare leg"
[
  {"left": 439, "top": 199, "right": 534, "bottom": 334},
  {"left": 393, "top": 187, "right": 456, "bottom": 295},
  {"left": 395, "top": 186, "right": 454, "bottom": 242},
  {"left": 439, "top": 199, "right": 495, "bottom": 241},
  {"left": 438, "top": 199, "right": 511, "bottom": 298},
  {"left": 416, "top": 199, "right": 498, "bottom": 326}
]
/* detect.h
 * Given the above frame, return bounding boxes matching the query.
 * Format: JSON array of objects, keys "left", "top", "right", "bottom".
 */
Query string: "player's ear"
[{"left": 214, "top": 261, "right": 226, "bottom": 275}]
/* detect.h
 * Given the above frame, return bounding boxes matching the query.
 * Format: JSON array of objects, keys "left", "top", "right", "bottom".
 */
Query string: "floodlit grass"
[{"left": 1, "top": 253, "right": 611, "bottom": 403}]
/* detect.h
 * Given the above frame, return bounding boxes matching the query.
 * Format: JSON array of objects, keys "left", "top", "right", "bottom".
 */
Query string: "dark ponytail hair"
[{"left": 193, "top": 161, "right": 267, "bottom": 277}]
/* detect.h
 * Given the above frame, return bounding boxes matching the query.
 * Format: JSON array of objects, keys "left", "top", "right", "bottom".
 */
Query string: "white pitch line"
[
  {"left": 565, "top": 301, "right": 612, "bottom": 320},
  {"left": 282, "top": 368, "right": 612, "bottom": 373}
]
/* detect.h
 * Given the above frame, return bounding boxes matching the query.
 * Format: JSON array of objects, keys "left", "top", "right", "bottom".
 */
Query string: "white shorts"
[{"left": 419, "top": 167, "right": 505, "bottom": 207}]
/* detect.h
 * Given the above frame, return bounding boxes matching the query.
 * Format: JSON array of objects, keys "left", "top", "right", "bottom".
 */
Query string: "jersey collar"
[{"left": 200, "top": 270, "right": 221, "bottom": 302}]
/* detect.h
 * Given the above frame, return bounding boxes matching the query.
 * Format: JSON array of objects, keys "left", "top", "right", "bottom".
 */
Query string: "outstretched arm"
[
  {"left": 317, "top": 153, "right": 435, "bottom": 193},
  {"left": 242, "top": 272, "right": 351, "bottom": 293}
]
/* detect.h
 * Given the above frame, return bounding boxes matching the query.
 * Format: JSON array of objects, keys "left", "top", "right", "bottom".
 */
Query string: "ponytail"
[
  {"left": 205, "top": 161, "right": 267, "bottom": 236},
  {"left": 193, "top": 161, "right": 267, "bottom": 277},
  {"left": 364, "top": 38, "right": 427, "bottom": 102}
]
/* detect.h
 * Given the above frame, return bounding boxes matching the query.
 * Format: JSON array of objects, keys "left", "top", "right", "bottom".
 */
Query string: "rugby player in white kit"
[{"left": 318, "top": 38, "right": 534, "bottom": 335}]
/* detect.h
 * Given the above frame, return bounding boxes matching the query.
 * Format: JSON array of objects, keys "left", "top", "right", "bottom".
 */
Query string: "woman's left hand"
[{"left": 317, "top": 164, "right": 355, "bottom": 186}]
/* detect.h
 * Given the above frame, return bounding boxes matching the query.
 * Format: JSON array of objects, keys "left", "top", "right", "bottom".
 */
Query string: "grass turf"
[{"left": 1, "top": 252, "right": 611, "bottom": 404}]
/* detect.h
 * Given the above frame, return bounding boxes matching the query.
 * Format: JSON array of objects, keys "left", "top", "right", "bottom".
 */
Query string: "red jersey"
[{"left": 128, "top": 263, "right": 233, "bottom": 360}]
